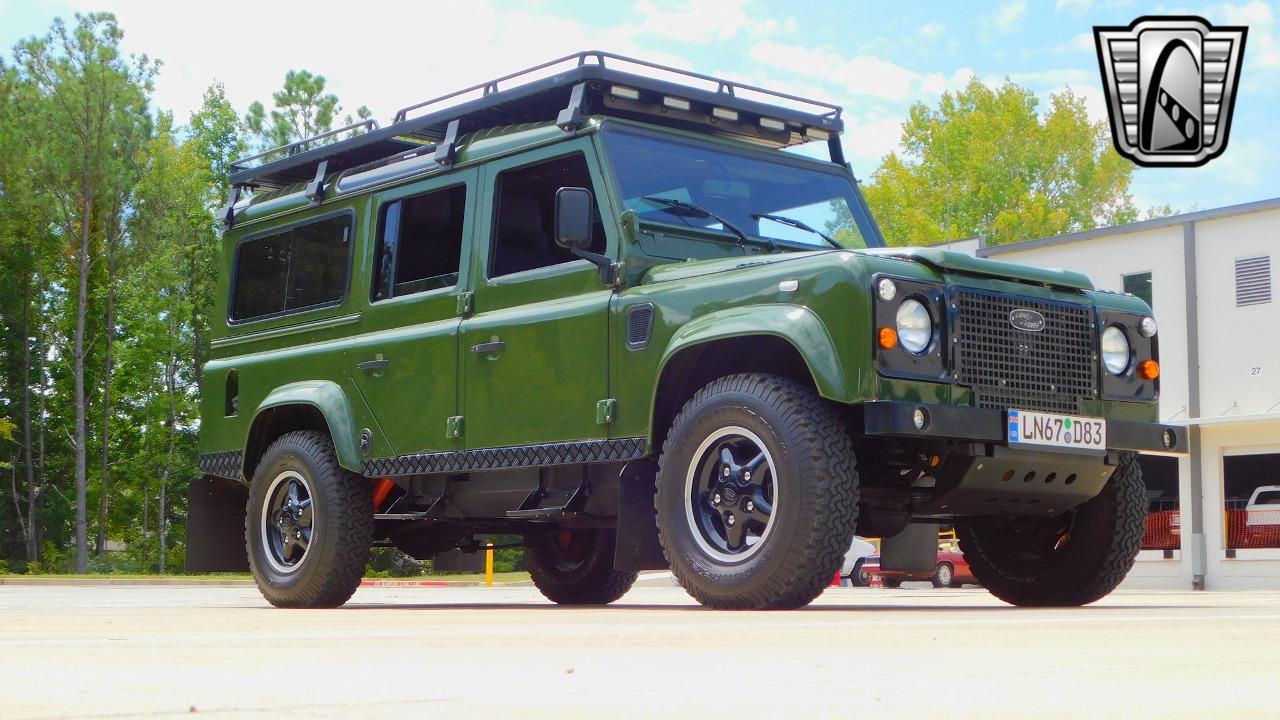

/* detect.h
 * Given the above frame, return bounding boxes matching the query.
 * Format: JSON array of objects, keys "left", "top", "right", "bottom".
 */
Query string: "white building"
[{"left": 958, "top": 197, "right": 1280, "bottom": 590}]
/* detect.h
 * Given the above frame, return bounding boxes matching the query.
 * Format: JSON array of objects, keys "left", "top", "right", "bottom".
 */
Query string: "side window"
[
  {"left": 373, "top": 184, "right": 466, "bottom": 301},
  {"left": 490, "top": 153, "right": 605, "bottom": 278},
  {"left": 231, "top": 214, "right": 351, "bottom": 322}
]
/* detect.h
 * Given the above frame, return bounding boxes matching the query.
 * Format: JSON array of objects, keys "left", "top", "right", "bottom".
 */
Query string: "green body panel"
[
  {"left": 255, "top": 380, "right": 362, "bottom": 470},
  {"left": 201, "top": 113, "right": 1161, "bottom": 477},
  {"left": 859, "top": 247, "right": 1096, "bottom": 290}
]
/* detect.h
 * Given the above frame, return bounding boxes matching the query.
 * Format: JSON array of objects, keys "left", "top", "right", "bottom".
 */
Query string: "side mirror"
[{"left": 554, "top": 186, "right": 594, "bottom": 250}]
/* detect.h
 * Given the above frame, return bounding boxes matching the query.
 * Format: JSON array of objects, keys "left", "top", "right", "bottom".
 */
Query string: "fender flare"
[
  {"left": 245, "top": 380, "right": 362, "bottom": 473},
  {"left": 654, "top": 303, "right": 853, "bottom": 404}
]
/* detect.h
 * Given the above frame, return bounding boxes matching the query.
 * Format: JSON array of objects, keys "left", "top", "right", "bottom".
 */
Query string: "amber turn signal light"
[
  {"left": 1137, "top": 360, "right": 1160, "bottom": 380},
  {"left": 878, "top": 327, "right": 898, "bottom": 349}
]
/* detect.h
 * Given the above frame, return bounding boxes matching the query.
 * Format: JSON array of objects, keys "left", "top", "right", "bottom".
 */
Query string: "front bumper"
[{"left": 860, "top": 401, "right": 1187, "bottom": 454}]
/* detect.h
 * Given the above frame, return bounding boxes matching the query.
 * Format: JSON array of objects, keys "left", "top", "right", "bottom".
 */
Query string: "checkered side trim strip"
[
  {"left": 199, "top": 450, "right": 244, "bottom": 480},
  {"left": 362, "top": 437, "right": 648, "bottom": 477}
]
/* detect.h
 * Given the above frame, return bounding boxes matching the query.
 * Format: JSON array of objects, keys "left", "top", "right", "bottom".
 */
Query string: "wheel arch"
[
  {"left": 649, "top": 304, "right": 852, "bottom": 453},
  {"left": 243, "top": 381, "right": 363, "bottom": 480}
]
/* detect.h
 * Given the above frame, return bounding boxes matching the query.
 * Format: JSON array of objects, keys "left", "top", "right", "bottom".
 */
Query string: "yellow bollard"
[{"left": 485, "top": 541, "right": 494, "bottom": 587}]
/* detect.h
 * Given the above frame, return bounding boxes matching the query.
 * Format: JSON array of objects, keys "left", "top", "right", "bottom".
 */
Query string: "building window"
[
  {"left": 1140, "top": 456, "right": 1180, "bottom": 551},
  {"left": 1123, "top": 271, "right": 1153, "bottom": 309},
  {"left": 231, "top": 214, "right": 351, "bottom": 322},
  {"left": 489, "top": 153, "right": 605, "bottom": 278},
  {"left": 1235, "top": 255, "right": 1272, "bottom": 306},
  {"left": 373, "top": 185, "right": 466, "bottom": 301},
  {"left": 1224, "top": 453, "right": 1280, "bottom": 549}
]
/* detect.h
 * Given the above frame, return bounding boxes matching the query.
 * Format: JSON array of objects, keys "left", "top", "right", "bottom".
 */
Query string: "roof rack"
[{"left": 226, "top": 51, "right": 848, "bottom": 196}]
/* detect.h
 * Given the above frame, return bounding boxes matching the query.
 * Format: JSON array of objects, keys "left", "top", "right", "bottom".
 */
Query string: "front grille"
[{"left": 952, "top": 288, "right": 1097, "bottom": 414}]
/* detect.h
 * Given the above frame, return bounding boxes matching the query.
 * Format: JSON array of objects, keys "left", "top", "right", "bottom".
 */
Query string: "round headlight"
[
  {"left": 1101, "top": 325, "right": 1131, "bottom": 375},
  {"left": 896, "top": 299, "right": 933, "bottom": 354},
  {"left": 877, "top": 278, "right": 897, "bottom": 302},
  {"left": 1139, "top": 316, "right": 1158, "bottom": 338}
]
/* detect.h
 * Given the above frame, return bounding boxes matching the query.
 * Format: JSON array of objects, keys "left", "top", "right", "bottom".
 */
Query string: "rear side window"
[
  {"left": 231, "top": 214, "right": 351, "bottom": 322},
  {"left": 373, "top": 184, "right": 466, "bottom": 301}
]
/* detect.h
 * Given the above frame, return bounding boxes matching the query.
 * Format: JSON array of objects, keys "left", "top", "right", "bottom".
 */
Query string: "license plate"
[{"left": 1008, "top": 409, "right": 1106, "bottom": 452}]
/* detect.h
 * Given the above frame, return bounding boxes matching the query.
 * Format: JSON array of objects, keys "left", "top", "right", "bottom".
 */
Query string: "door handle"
[
  {"left": 471, "top": 340, "right": 507, "bottom": 355},
  {"left": 358, "top": 358, "right": 390, "bottom": 373}
]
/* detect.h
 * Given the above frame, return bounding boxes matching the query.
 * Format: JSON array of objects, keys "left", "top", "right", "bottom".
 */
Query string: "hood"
[
  {"left": 641, "top": 251, "right": 829, "bottom": 284},
  {"left": 858, "top": 247, "right": 1094, "bottom": 291}
]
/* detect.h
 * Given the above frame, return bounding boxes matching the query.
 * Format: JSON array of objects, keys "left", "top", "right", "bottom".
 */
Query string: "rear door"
[
  {"left": 347, "top": 169, "right": 477, "bottom": 456},
  {"left": 459, "top": 141, "right": 617, "bottom": 449}
]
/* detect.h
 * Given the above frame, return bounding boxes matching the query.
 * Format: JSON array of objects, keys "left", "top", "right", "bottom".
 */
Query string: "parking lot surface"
[{"left": 3, "top": 583, "right": 1278, "bottom": 719}]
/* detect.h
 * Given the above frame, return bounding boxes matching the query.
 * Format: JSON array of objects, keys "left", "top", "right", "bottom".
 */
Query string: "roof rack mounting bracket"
[
  {"left": 218, "top": 185, "right": 243, "bottom": 230},
  {"left": 556, "top": 82, "right": 588, "bottom": 132},
  {"left": 434, "top": 119, "right": 461, "bottom": 169},
  {"left": 305, "top": 160, "right": 329, "bottom": 206}
]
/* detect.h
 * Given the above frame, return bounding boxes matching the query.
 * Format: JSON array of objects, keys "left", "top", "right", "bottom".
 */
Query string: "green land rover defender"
[{"left": 189, "top": 52, "right": 1186, "bottom": 610}]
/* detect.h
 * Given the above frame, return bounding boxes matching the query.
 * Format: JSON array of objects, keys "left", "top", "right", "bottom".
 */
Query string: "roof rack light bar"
[{"left": 231, "top": 118, "right": 380, "bottom": 174}]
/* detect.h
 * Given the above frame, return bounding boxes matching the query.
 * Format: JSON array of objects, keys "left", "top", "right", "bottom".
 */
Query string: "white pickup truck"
[{"left": 1246, "top": 486, "right": 1280, "bottom": 529}]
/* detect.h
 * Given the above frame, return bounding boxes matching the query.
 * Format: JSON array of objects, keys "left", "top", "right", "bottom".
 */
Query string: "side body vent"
[
  {"left": 626, "top": 303, "right": 655, "bottom": 350},
  {"left": 1235, "top": 255, "right": 1272, "bottom": 307}
]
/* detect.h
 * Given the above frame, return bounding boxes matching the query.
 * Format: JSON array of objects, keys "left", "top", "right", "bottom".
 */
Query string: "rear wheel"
[
  {"left": 655, "top": 374, "right": 859, "bottom": 610},
  {"left": 931, "top": 562, "right": 955, "bottom": 588},
  {"left": 881, "top": 577, "right": 902, "bottom": 589},
  {"left": 246, "top": 431, "right": 373, "bottom": 608},
  {"left": 525, "top": 529, "right": 638, "bottom": 605},
  {"left": 957, "top": 452, "right": 1146, "bottom": 607}
]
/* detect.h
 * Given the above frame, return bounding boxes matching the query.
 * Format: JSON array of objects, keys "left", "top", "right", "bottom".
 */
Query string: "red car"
[{"left": 860, "top": 543, "right": 977, "bottom": 588}]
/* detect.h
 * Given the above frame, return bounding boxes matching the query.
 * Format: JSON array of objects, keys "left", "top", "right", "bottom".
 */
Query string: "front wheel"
[
  {"left": 525, "top": 529, "right": 638, "bottom": 605},
  {"left": 957, "top": 452, "right": 1146, "bottom": 607},
  {"left": 246, "top": 431, "right": 373, "bottom": 608},
  {"left": 655, "top": 374, "right": 859, "bottom": 609}
]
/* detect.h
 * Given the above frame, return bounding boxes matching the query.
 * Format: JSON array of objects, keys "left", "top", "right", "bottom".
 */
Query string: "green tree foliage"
[
  {"left": 244, "top": 69, "right": 371, "bottom": 154},
  {"left": 862, "top": 78, "right": 1138, "bottom": 247},
  {"left": 0, "top": 13, "right": 371, "bottom": 574}
]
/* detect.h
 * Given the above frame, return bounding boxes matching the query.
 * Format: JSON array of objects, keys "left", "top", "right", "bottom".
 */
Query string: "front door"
[
  {"left": 348, "top": 170, "right": 476, "bottom": 456},
  {"left": 460, "top": 143, "right": 616, "bottom": 449}
]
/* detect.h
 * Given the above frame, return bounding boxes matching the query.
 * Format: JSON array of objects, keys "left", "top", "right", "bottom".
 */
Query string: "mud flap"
[
  {"left": 185, "top": 476, "right": 250, "bottom": 573},
  {"left": 880, "top": 522, "right": 940, "bottom": 576},
  {"left": 613, "top": 459, "right": 669, "bottom": 571}
]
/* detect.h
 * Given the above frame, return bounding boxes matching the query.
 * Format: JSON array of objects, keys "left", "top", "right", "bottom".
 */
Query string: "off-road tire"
[
  {"left": 881, "top": 577, "right": 902, "bottom": 588},
  {"left": 525, "top": 529, "right": 638, "bottom": 605},
  {"left": 931, "top": 562, "right": 955, "bottom": 588},
  {"left": 655, "top": 373, "right": 859, "bottom": 610},
  {"left": 957, "top": 452, "right": 1146, "bottom": 607},
  {"left": 246, "top": 431, "right": 373, "bottom": 608}
]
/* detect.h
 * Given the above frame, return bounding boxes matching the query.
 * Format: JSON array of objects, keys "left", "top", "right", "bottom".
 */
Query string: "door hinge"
[
  {"left": 596, "top": 399, "right": 617, "bottom": 425},
  {"left": 456, "top": 291, "right": 474, "bottom": 316},
  {"left": 446, "top": 416, "right": 465, "bottom": 439}
]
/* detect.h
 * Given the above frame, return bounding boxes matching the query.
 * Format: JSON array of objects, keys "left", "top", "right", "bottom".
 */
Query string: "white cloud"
[
  {"left": 1055, "top": 0, "right": 1093, "bottom": 13},
  {"left": 991, "top": 1, "right": 1028, "bottom": 33},
  {"left": 64, "top": 0, "right": 696, "bottom": 127},
  {"left": 750, "top": 41, "right": 974, "bottom": 102},
  {"left": 918, "top": 22, "right": 946, "bottom": 39},
  {"left": 1051, "top": 31, "right": 1097, "bottom": 54},
  {"left": 631, "top": 0, "right": 757, "bottom": 44},
  {"left": 1219, "top": 1, "right": 1280, "bottom": 69}
]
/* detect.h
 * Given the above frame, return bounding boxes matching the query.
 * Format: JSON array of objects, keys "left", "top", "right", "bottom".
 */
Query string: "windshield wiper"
[
  {"left": 751, "top": 212, "right": 841, "bottom": 249},
  {"left": 640, "top": 196, "right": 772, "bottom": 251}
]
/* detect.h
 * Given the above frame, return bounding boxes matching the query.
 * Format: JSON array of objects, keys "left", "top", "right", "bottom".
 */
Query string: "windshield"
[{"left": 602, "top": 129, "right": 882, "bottom": 252}]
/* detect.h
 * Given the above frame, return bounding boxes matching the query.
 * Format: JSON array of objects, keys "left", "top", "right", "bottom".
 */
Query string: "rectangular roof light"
[
  {"left": 804, "top": 127, "right": 831, "bottom": 141},
  {"left": 662, "top": 96, "right": 691, "bottom": 111},
  {"left": 759, "top": 117, "right": 787, "bottom": 132},
  {"left": 712, "top": 107, "right": 739, "bottom": 121},
  {"left": 610, "top": 85, "right": 640, "bottom": 100}
]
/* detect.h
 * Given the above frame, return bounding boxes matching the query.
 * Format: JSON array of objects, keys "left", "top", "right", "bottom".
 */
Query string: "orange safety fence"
[
  {"left": 1226, "top": 509, "right": 1280, "bottom": 549},
  {"left": 1142, "top": 509, "right": 1180, "bottom": 550}
]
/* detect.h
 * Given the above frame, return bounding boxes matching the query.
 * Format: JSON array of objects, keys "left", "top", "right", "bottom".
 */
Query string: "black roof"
[{"left": 228, "top": 51, "right": 846, "bottom": 192}]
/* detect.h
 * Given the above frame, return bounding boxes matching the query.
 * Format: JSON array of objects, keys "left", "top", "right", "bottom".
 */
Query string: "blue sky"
[{"left": 2, "top": 0, "right": 1277, "bottom": 222}]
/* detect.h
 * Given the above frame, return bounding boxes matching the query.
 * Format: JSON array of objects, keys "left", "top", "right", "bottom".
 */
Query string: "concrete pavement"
[{"left": 2, "top": 583, "right": 1278, "bottom": 719}]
